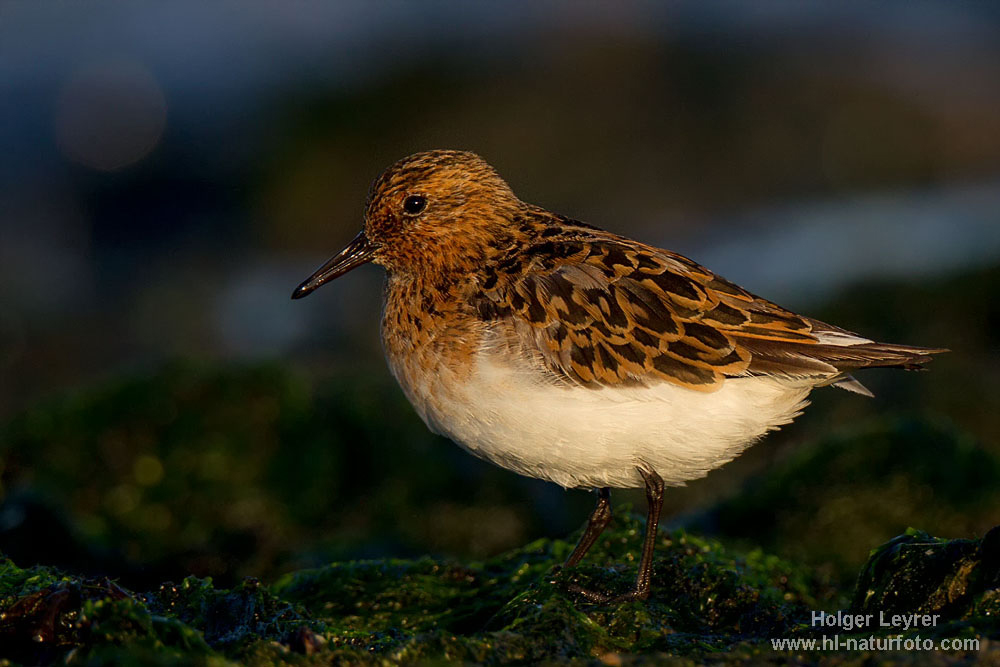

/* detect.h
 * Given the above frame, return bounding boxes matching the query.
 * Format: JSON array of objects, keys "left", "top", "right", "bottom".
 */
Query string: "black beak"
[{"left": 291, "top": 231, "right": 377, "bottom": 299}]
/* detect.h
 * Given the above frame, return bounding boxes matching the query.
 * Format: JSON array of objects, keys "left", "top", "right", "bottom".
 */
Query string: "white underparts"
[{"left": 410, "top": 350, "right": 814, "bottom": 489}]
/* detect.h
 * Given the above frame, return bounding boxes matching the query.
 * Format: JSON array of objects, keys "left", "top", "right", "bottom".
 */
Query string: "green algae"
[
  {"left": 0, "top": 556, "right": 64, "bottom": 605},
  {"left": 2, "top": 518, "right": 997, "bottom": 664},
  {"left": 0, "top": 514, "right": 828, "bottom": 664},
  {"left": 851, "top": 526, "right": 1000, "bottom": 639},
  {"left": 269, "top": 519, "right": 824, "bottom": 662}
]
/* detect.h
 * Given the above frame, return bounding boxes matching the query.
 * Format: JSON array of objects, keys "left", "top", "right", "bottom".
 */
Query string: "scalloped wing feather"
[{"left": 475, "top": 230, "right": 945, "bottom": 392}]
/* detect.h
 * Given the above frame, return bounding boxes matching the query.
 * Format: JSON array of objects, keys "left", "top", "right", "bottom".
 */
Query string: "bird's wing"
[{"left": 474, "top": 232, "right": 943, "bottom": 392}]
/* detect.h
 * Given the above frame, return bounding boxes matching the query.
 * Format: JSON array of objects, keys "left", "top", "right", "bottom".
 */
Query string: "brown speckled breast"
[{"left": 380, "top": 273, "right": 487, "bottom": 427}]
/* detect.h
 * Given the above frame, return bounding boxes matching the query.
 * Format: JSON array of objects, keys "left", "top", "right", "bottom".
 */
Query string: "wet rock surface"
[
  {"left": 852, "top": 526, "right": 1000, "bottom": 632},
  {"left": 1, "top": 517, "right": 997, "bottom": 664}
]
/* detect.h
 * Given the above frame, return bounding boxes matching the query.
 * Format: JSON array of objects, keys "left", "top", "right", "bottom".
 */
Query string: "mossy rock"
[
  {"left": 0, "top": 516, "right": 830, "bottom": 665},
  {"left": 851, "top": 525, "right": 1000, "bottom": 638},
  {"left": 3, "top": 520, "right": 997, "bottom": 664},
  {"left": 272, "top": 512, "right": 832, "bottom": 662}
]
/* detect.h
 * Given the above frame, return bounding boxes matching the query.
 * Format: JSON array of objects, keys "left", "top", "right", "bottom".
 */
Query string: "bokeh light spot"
[
  {"left": 105, "top": 484, "right": 140, "bottom": 516},
  {"left": 54, "top": 59, "right": 167, "bottom": 171},
  {"left": 134, "top": 455, "right": 165, "bottom": 486}
]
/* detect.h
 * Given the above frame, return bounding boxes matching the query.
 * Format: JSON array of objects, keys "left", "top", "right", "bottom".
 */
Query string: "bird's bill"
[{"left": 291, "top": 231, "right": 376, "bottom": 299}]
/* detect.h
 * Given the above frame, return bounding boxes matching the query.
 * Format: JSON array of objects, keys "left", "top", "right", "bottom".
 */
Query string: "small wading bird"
[{"left": 292, "top": 150, "right": 945, "bottom": 603}]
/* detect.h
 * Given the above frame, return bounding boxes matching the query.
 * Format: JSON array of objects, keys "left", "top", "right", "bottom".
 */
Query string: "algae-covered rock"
[
  {"left": 2, "top": 521, "right": 996, "bottom": 664},
  {"left": 0, "top": 557, "right": 213, "bottom": 665},
  {"left": 0, "top": 516, "right": 829, "bottom": 664},
  {"left": 851, "top": 525, "right": 1000, "bottom": 637},
  {"left": 272, "top": 511, "right": 830, "bottom": 662}
]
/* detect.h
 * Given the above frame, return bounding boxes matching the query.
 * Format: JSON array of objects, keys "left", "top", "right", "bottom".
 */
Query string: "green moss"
[
  {"left": 271, "top": 514, "right": 828, "bottom": 662},
  {"left": 148, "top": 576, "right": 312, "bottom": 654},
  {"left": 0, "top": 557, "right": 215, "bottom": 664},
  {"left": 0, "top": 556, "right": 64, "bottom": 605},
  {"left": 2, "top": 518, "right": 998, "bottom": 664},
  {"left": 851, "top": 526, "right": 1000, "bottom": 638}
]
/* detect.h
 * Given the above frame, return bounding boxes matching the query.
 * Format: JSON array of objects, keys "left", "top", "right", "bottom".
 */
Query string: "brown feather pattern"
[
  {"left": 472, "top": 212, "right": 945, "bottom": 391},
  {"left": 336, "top": 150, "right": 945, "bottom": 395}
]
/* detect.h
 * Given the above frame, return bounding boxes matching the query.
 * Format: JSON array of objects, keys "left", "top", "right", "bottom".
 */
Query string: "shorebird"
[{"left": 292, "top": 150, "right": 944, "bottom": 602}]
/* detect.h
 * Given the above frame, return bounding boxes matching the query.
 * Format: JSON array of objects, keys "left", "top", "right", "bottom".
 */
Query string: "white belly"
[{"left": 408, "top": 350, "right": 813, "bottom": 489}]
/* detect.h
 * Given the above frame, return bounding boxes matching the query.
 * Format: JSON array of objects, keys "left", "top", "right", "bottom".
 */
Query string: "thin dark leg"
[
  {"left": 632, "top": 468, "right": 665, "bottom": 599},
  {"left": 565, "top": 487, "right": 612, "bottom": 568},
  {"left": 570, "top": 467, "right": 665, "bottom": 603}
]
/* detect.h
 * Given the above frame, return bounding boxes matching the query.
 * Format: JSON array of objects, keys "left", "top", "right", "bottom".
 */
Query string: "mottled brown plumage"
[{"left": 296, "top": 149, "right": 942, "bottom": 394}]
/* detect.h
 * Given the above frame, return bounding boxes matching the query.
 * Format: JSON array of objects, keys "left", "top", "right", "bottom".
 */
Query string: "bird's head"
[{"left": 292, "top": 150, "right": 521, "bottom": 299}]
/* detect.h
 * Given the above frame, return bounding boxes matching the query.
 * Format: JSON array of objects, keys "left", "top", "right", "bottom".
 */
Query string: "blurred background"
[{"left": 1, "top": 1, "right": 998, "bottom": 590}]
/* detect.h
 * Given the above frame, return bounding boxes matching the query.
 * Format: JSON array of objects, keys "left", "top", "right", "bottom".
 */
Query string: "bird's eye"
[{"left": 403, "top": 195, "right": 427, "bottom": 215}]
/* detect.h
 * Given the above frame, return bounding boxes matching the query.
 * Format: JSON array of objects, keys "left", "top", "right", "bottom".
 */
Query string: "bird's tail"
[
  {"left": 821, "top": 341, "right": 948, "bottom": 371},
  {"left": 819, "top": 342, "right": 947, "bottom": 397}
]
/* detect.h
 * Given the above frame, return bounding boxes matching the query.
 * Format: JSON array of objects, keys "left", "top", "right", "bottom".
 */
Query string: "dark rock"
[{"left": 851, "top": 526, "right": 1000, "bottom": 639}]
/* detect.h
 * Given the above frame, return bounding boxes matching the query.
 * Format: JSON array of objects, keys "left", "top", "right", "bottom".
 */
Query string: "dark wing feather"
[{"left": 474, "top": 228, "right": 945, "bottom": 391}]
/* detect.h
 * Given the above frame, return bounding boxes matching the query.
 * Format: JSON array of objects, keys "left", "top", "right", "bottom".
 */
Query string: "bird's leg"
[
  {"left": 632, "top": 467, "right": 665, "bottom": 599},
  {"left": 569, "top": 468, "right": 665, "bottom": 604},
  {"left": 564, "top": 487, "right": 612, "bottom": 568}
]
